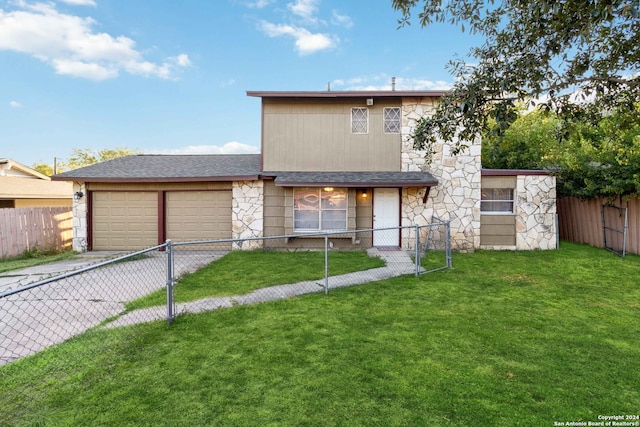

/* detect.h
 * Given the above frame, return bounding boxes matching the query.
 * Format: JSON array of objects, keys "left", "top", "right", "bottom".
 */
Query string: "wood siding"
[
  {"left": 0, "top": 207, "right": 72, "bottom": 258},
  {"left": 480, "top": 176, "right": 517, "bottom": 246},
  {"left": 480, "top": 215, "right": 516, "bottom": 246},
  {"left": 558, "top": 196, "right": 640, "bottom": 255},
  {"left": 261, "top": 98, "right": 402, "bottom": 172}
]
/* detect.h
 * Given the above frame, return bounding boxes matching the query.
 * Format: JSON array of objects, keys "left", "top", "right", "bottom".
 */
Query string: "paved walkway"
[{"left": 105, "top": 248, "right": 419, "bottom": 328}]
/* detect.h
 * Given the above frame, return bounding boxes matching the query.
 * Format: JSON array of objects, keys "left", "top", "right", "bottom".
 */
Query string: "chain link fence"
[{"left": 1, "top": 223, "right": 450, "bottom": 424}]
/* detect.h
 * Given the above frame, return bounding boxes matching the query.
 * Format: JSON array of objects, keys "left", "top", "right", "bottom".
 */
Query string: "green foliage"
[
  {"left": 2, "top": 243, "right": 639, "bottom": 425},
  {"left": 554, "top": 109, "right": 640, "bottom": 198},
  {"left": 31, "top": 162, "right": 54, "bottom": 176},
  {"left": 482, "top": 109, "right": 560, "bottom": 170},
  {"left": 34, "top": 147, "right": 140, "bottom": 174},
  {"left": 59, "top": 147, "right": 140, "bottom": 171},
  {"left": 481, "top": 104, "right": 640, "bottom": 198},
  {"left": 393, "top": 0, "right": 640, "bottom": 155}
]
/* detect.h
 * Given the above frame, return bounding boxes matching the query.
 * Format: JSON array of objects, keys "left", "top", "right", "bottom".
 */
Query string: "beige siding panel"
[
  {"left": 262, "top": 98, "right": 402, "bottom": 172},
  {"left": 93, "top": 192, "right": 158, "bottom": 250},
  {"left": 166, "top": 191, "right": 231, "bottom": 243},
  {"left": 480, "top": 215, "right": 516, "bottom": 246},
  {"left": 15, "top": 198, "right": 72, "bottom": 208},
  {"left": 482, "top": 176, "right": 517, "bottom": 188}
]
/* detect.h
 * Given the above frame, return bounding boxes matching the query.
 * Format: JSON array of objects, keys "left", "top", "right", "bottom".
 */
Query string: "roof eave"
[
  {"left": 246, "top": 90, "right": 449, "bottom": 99},
  {"left": 51, "top": 175, "right": 261, "bottom": 183}
]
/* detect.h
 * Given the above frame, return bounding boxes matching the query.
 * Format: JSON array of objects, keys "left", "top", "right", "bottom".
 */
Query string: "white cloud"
[
  {"left": 259, "top": 21, "right": 336, "bottom": 55},
  {"left": 331, "top": 10, "right": 353, "bottom": 29},
  {"left": 149, "top": 142, "right": 260, "bottom": 156},
  {"left": 287, "top": 0, "right": 319, "bottom": 21},
  {"left": 0, "top": 2, "right": 190, "bottom": 80},
  {"left": 58, "top": 0, "right": 96, "bottom": 6},
  {"left": 9, "top": 100, "right": 23, "bottom": 108},
  {"left": 245, "top": 0, "right": 271, "bottom": 8}
]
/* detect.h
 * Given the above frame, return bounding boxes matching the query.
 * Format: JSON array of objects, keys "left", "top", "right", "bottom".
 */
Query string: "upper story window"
[
  {"left": 384, "top": 107, "right": 401, "bottom": 133},
  {"left": 481, "top": 188, "right": 515, "bottom": 213},
  {"left": 351, "top": 107, "right": 368, "bottom": 134},
  {"left": 293, "top": 187, "right": 348, "bottom": 231}
]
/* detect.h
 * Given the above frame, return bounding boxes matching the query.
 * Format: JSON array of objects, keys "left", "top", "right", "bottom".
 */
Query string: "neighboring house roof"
[
  {"left": 247, "top": 90, "right": 448, "bottom": 99},
  {"left": 273, "top": 171, "right": 439, "bottom": 188},
  {"left": 0, "top": 158, "right": 49, "bottom": 180},
  {"left": 52, "top": 154, "right": 263, "bottom": 183},
  {"left": 482, "top": 169, "right": 554, "bottom": 176}
]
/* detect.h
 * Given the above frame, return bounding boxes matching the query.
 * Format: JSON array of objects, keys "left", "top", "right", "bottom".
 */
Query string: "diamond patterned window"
[
  {"left": 384, "top": 107, "right": 401, "bottom": 134},
  {"left": 351, "top": 107, "right": 368, "bottom": 134}
]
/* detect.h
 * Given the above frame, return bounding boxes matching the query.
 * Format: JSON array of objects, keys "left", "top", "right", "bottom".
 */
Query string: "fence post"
[
  {"left": 415, "top": 224, "right": 420, "bottom": 277},
  {"left": 324, "top": 234, "right": 329, "bottom": 295},
  {"left": 445, "top": 222, "right": 452, "bottom": 268},
  {"left": 166, "top": 239, "right": 174, "bottom": 323}
]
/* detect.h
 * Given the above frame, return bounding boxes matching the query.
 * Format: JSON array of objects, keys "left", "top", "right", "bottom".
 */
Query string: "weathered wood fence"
[
  {"left": 557, "top": 196, "right": 640, "bottom": 255},
  {"left": 0, "top": 208, "right": 73, "bottom": 258}
]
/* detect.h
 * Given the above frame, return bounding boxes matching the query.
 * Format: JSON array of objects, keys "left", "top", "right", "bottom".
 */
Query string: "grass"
[
  {"left": 1, "top": 242, "right": 639, "bottom": 426},
  {"left": 126, "top": 250, "right": 386, "bottom": 311},
  {"left": 0, "top": 249, "right": 76, "bottom": 274}
]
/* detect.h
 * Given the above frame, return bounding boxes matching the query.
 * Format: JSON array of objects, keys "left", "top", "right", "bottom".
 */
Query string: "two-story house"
[{"left": 53, "top": 90, "right": 557, "bottom": 252}]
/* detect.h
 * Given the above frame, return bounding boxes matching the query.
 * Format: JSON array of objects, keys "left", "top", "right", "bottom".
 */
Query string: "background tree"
[
  {"left": 482, "top": 109, "right": 559, "bottom": 170},
  {"left": 33, "top": 147, "right": 139, "bottom": 174},
  {"left": 31, "top": 162, "right": 54, "bottom": 177},
  {"left": 392, "top": 0, "right": 640, "bottom": 159}
]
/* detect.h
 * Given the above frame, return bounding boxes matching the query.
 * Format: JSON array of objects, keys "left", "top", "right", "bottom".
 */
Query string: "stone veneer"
[
  {"left": 515, "top": 175, "right": 557, "bottom": 250},
  {"left": 401, "top": 98, "right": 482, "bottom": 251},
  {"left": 231, "top": 180, "right": 264, "bottom": 250},
  {"left": 71, "top": 182, "right": 88, "bottom": 253}
]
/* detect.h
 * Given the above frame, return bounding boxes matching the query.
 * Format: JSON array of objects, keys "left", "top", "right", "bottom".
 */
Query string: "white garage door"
[
  {"left": 92, "top": 192, "right": 158, "bottom": 250},
  {"left": 166, "top": 191, "right": 231, "bottom": 244}
]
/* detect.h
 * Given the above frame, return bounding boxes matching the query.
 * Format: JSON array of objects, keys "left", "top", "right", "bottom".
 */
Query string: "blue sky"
[{"left": 0, "top": 0, "right": 479, "bottom": 168}]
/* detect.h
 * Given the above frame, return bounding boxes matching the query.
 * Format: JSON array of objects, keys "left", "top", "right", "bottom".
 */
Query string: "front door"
[{"left": 373, "top": 188, "right": 400, "bottom": 247}]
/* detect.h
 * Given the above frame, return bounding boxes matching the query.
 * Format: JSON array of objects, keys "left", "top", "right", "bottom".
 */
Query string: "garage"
[
  {"left": 165, "top": 190, "right": 232, "bottom": 244},
  {"left": 92, "top": 191, "right": 158, "bottom": 250}
]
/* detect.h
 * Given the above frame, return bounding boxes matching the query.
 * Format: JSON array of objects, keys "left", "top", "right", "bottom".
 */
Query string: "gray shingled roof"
[
  {"left": 52, "top": 154, "right": 262, "bottom": 182},
  {"left": 274, "top": 171, "right": 439, "bottom": 187}
]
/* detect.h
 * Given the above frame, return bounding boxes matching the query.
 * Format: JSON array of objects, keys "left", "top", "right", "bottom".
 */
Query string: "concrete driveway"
[{"left": 0, "top": 250, "right": 225, "bottom": 366}]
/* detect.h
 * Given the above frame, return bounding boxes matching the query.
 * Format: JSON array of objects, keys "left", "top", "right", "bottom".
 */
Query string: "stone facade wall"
[
  {"left": 515, "top": 175, "right": 557, "bottom": 250},
  {"left": 232, "top": 180, "right": 264, "bottom": 250},
  {"left": 401, "top": 98, "right": 482, "bottom": 251},
  {"left": 71, "top": 182, "right": 88, "bottom": 253}
]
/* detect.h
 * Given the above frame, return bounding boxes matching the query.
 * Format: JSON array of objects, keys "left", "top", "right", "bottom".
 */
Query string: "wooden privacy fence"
[
  {"left": 557, "top": 196, "right": 640, "bottom": 255},
  {"left": 0, "top": 208, "right": 73, "bottom": 258}
]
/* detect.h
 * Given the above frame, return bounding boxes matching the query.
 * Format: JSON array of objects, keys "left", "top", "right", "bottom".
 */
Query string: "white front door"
[{"left": 373, "top": 188, "right": 400, "bottom": 247}]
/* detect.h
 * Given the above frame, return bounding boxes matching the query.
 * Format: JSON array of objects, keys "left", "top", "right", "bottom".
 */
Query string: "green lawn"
[
  {"left": 1, "top": 243, "right": 639, "bottom": 426},
  {"left": 126, "top": 250, "right": 386, "bottom": 311},
  {"left": 0, "top": 249, "right": 76, "bottom": 274}
]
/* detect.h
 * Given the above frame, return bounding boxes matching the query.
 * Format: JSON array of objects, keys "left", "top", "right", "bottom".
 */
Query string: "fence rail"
[
  {"left": 557, "top": 196, "right": 640, "bottom": 255},
  {"left": 0, "top": 207, "right": 73, "bottom": 258}
]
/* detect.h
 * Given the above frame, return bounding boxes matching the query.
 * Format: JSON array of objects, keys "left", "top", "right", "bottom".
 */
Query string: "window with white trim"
[
  {"left": 351, "top": 107, "right": 368, "bottom": 134},
  {"left": 293, "top": 187, "right": 347, "bottom": 231},
  {"left": 481, "top": 188, "right": 515, "bottom": 213},
  {"left": 384, "top": 107, "right": 401, "bottom": 133}
]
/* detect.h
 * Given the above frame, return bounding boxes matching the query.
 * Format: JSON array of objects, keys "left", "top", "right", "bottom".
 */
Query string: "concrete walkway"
[{"left": 105, "top": 248, "right": 419, "bottom": 328}]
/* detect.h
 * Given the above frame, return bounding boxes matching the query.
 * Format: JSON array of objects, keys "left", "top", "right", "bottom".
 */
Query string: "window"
[
  {"left": 294, "top": 188, "right": 347, "bottom": 231},
  {"left": 351, "top": 107, "right": 368, "bottom": 134},
  {"left": 481, "top": 188, "right": 515, "bottom": 213},
  {"left": 384, "top": 107, "right": 401, "bottom": 133}
]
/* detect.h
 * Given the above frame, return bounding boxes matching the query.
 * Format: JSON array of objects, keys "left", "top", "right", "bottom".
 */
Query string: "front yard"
[{"left": 1, "top": 243, "right": 639, "bottom": 426}]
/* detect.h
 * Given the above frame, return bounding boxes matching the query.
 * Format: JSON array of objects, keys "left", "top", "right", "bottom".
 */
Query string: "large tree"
[{"left": 392, "top": 0, "right": 640, "bottom": 157}]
